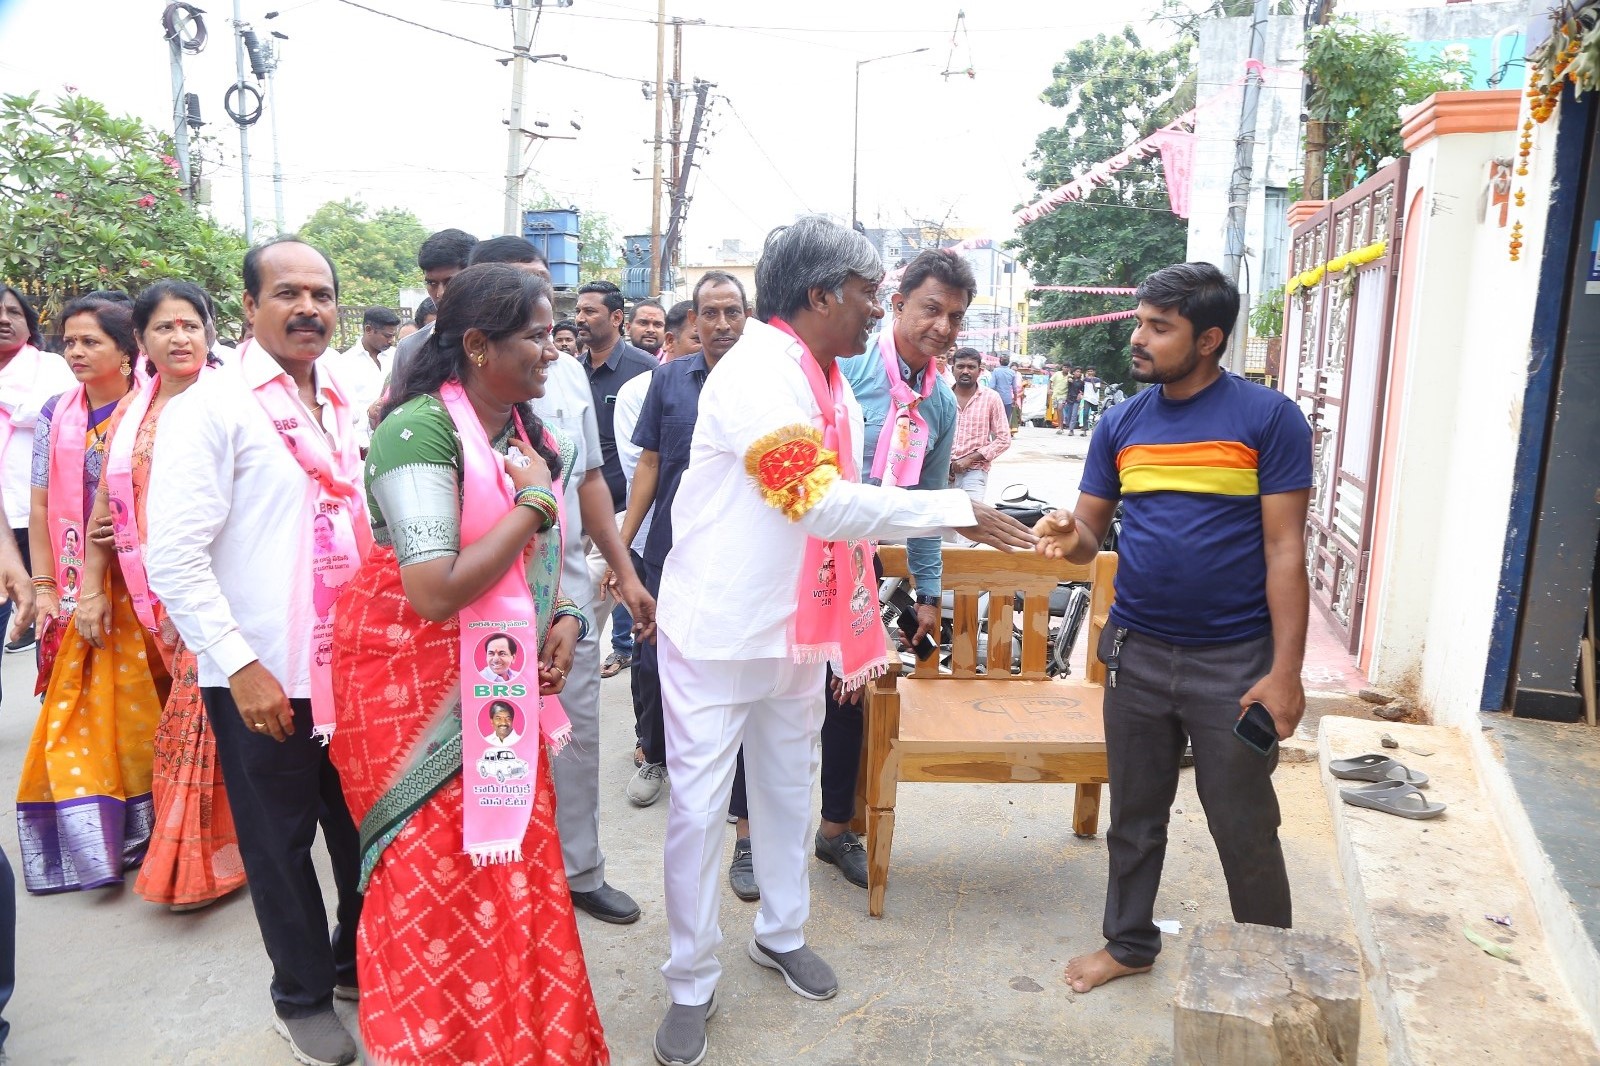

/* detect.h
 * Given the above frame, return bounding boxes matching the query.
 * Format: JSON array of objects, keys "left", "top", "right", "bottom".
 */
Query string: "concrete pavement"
[{"left": 0, "top": 424, "right": 1387, "bottom": 1064}]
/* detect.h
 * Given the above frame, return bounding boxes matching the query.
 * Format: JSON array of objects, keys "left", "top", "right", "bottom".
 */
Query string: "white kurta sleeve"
[{"left": 709, "top": 348, "right": 975, "bottom": 544}]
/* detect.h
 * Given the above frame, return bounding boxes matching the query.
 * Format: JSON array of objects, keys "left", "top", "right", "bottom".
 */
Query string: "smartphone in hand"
[{"left": 1233, "top": 701, "right": 1279, "bottom": 756}]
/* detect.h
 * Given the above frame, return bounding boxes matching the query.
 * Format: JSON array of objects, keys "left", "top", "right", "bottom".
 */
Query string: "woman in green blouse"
[{"left": 329, "top": 264, "right": 609, "bottom": 1065}]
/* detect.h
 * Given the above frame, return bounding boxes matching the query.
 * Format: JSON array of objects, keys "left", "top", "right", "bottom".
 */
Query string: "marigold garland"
[{"left": 1285, "top": 239, "right": 1388, "bottom": 296}]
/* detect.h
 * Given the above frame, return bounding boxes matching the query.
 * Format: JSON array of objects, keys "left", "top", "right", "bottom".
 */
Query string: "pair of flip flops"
[{"left": 1330, "top": 754, "right": 1446, "bottom": 820}]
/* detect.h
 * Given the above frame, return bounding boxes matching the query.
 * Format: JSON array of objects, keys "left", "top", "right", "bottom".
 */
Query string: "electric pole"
[
  {"left": 670, "top": 19, "right": 684, "bottom": 205},
  {"left": 232, "top": 0, "right": 254, "bottom": 240},
  {"left": 503, "top": 0, "right": 535, "bottom": 235},
  {"left": 163, "top": 9, "right": 197, "bottom": 200},
  {"left": 649, "top": 0, "right": 667, "bottom": 295},
  {"left": 263, "top": 36, "right": 287, "bottom": 234},
  {"left": 1223, "top": 0, "right": 1271, "bottom": 372}
]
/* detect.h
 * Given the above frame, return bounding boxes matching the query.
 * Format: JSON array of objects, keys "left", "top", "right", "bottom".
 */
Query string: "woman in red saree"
[
  {"left": 79, "top": 280, "right": 246, "bottom": 910},
  {"left": 331, "top": 264, "right": 608, "bottom": 1065}
]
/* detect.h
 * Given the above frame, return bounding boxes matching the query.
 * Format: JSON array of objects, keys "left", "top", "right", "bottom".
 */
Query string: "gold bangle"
[{"left": 77, "top": 592, "right": 105, "bottom": 604}]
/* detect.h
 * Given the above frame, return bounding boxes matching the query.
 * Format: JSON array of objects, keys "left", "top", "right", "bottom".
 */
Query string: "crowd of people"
[{"left": 0, "top": 215, "right": 1313, "bottom": 1066}]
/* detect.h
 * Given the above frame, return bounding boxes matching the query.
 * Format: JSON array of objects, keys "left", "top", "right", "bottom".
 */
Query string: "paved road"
[{"left": 0, "top": 421, "right": 1386, "bottom": 1065}]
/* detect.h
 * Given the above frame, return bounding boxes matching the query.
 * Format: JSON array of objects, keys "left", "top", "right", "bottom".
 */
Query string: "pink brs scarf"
[
  {"left": 441, "top": 382, "right": 572, "bottom": 865},
  {"left": 868, "top": 320, "right": 933, "bottom": 489},
  {"left": 769, "top": 319, "right": 891, "bottom": 688},
  {"left": 246, "top": 341, "right": 372, "bottom": 742},
  {"left": 44, "top": 385, "right": 93, "bottom": 615}
]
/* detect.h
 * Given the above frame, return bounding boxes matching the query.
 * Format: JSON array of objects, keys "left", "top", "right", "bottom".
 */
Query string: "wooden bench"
[{"left": 859, "top": 545, "right": 1116, "bottom": 917}]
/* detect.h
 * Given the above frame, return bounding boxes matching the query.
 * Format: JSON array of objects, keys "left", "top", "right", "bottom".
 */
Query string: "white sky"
[{"left": 0, "top": 0, "right": 1190, "bottom": 260}]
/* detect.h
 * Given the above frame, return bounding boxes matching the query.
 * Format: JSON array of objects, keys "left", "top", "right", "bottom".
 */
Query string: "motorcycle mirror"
[{"left": 1000, "top": 483, "right": 1028, "bottom": 503}]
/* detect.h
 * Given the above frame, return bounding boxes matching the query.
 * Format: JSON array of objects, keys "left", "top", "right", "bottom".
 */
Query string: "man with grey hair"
[{"left": 650, "top": 216, "right": 1036, "bottom": 1066}]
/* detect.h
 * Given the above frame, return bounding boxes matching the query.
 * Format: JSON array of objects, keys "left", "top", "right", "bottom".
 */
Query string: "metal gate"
[{"left": 1281, "top": 162, "right": 1406, "bottom": 652}]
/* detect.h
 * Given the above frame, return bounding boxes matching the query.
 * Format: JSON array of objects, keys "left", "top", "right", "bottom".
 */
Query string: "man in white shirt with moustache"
[{"left": 147, "top": 238, "right": 365, "bottom": 1066}]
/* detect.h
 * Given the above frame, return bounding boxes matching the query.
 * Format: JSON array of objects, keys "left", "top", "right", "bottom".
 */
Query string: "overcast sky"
[{"left": 0, "top": 0, "right": 1193, "bottom": 260}]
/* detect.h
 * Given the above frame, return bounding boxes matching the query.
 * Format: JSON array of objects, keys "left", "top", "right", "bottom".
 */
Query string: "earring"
[
  {"left": 472, "top": 350, "right": 487, "bottom": 367},
  {"left": 120, "top": 356, "right": 132, "bottom": 377}
]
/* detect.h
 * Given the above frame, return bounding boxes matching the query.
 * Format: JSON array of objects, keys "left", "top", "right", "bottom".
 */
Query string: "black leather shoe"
[
  {"left": 570, "top": 882, "right": 642, "bottom": 924},
  {"left": 814, "top": 829, "right": 868, "bottom": 889}
]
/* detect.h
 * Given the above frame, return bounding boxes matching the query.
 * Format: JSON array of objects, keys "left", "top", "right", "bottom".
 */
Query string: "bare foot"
[{"left": 1064, "top": 948, "right": 1152, "bottom": 993}]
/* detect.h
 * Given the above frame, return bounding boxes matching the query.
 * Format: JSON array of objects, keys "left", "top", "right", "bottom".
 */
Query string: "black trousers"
[
  {"left": 633, "top": 554, "right": 666, "bottom": 764},
  {"left": 1098, "top": 627, "right": 1291, "bottom": 967},
  {"left": 727, "top": 668, "right": 861, "bottom": 825},
  {"left": 204, "top": 688, "right": 362, "bottom": 1018}
]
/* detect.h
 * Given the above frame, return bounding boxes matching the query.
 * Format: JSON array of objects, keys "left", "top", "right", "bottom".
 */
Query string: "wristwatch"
[{"left": 914, "top": 592, "right": 941, "bottom": 608}]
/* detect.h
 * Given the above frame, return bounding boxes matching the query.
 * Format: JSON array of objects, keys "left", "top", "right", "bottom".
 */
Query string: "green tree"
[
  {"left": 0, "top": 90, "right": 248, "bottom": 329},
  {"left": 297, "top": 198, "right": 429, "bottom": 310},
  {"left": 1306, "top": 17, "right": 1472, "bottom": 197},
  {"left": 1013, "top": 28, "right": 1193, "bottom": 384},
  {"left": 523, "top": 192, "right": 621, "bottom": 286}
]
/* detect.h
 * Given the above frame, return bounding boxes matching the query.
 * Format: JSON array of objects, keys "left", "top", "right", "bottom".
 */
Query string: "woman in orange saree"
[
  {"left": 331, "top": 264, "right": 607, "bottom": 1065},
  {"left": 79, "top": 281, "right": 246, "bottom": 910}
]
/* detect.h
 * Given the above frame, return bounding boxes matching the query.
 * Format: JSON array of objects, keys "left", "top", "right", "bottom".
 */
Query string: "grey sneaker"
[
  {"left": 654, "top": 991, "right": 717, "bottom": 1066},
  {"left": 273, "top": 1010, "right": 357, "bottom": 1066},
  {"left": 747, "top": 939, "right": 838, "bottom": 1001},
  {"left": 627, "top": 761, "right": 668, "bottom": 807},
  {"left": 814, "top": 828, "right": 868, "bottom": 889},
  {"left": 728, "top": 837, "right": 759, "bottom": 901}
]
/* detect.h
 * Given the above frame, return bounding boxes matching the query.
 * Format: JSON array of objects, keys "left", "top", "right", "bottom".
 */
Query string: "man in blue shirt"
[
  {"left": 812, "top": 248, "right": 971, "bottom": 889},
  {"left": 988, "top": 351, "right": 1020, "bottom": 430},
  {"left": 1035, "top": 262, "right": 1312, "bottom": 995}
]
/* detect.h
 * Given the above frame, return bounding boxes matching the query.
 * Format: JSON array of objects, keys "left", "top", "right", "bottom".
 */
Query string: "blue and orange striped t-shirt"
[{"left": 1078, "top": 372, "right": 1312, "bottom": 646}]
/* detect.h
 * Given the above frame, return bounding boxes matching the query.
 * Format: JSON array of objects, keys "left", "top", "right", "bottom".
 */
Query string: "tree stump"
[{"left": 1173, "top": 920, "right": 1362, "bottom": 1066}]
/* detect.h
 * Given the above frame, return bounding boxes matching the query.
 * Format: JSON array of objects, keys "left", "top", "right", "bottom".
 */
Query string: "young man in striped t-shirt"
[{"left": 1035, "top": 261, "right": 1313, "bottom": 994}]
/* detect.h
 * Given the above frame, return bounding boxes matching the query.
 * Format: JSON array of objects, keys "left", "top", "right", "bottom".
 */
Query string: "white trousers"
[
  {"left": 658, "top": 629, "right": 824, "bottom": 1005},
  {"left": 946, "top": 467, "right": 990, "bottom": 544}
]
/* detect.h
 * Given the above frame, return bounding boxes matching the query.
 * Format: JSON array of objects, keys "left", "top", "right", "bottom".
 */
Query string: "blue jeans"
[{"left": 611, "top": 601, "right": 634, "bottom": 659}]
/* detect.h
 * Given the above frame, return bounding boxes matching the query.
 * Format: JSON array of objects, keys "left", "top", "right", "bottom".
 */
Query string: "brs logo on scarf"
[{"left": 473, "top": 684, "right": 529, "bottom": 699}]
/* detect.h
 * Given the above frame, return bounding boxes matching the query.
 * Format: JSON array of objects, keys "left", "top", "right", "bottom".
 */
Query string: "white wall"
[{"left": 1366, "top": 110, "right": 1550, "bottom": 725}]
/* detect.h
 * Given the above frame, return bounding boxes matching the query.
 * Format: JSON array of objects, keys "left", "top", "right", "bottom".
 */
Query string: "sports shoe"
[
  {"left": 653, "top": 991, "right": 717, "bottom": 1066},
  {"left": 747, "top": 939, "right": 838, "bottom": 1000},
  {"left": 814, "top": 828, "right": 868, "bottom": 889},
  {"left": 4, "top": 627, "right": 34, "bottom": 654},
  {"left": 601, "top": 651, "right": 632, "bottom": 678},
  {"left": 627, "top": 762, "right": 667, "bottom": 807},
  {"left": 272, "top": 1009, "right": 357, "bottom": 1066},
  {"left": 728, "top": 837, "right": 759, "bottom": 901},
  {"left": 333, "top": 984, "right": 359, "bottom": 1002}
]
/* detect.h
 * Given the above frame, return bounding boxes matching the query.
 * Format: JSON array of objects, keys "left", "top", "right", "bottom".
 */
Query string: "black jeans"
[
  {"left": 726, "top": 667, "right": 861, "bottom": 825},
  {"left": 633, "top": 554, "right": 666, "bottom": 764},
  {"left": 0, "top": 845, "right": 13, "bottom": 1051},
  {"left": 204, "top": 688, "right": 362, "bottom": 1018},
  {"left": 1099, "top": 627, "right": 1291, "bottom": 967}
]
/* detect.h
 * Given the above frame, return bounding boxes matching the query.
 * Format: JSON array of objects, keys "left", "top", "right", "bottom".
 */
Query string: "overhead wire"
[{"left": 715, "top": 95, "right": 814, "bottom": 213}]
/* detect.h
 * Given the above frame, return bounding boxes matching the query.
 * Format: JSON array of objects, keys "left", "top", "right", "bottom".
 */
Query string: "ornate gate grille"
[{"left": 1281, "top": 162, "right": 1407, "bottom": 652}]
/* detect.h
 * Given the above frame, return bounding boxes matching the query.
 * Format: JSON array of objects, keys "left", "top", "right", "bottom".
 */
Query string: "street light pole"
[{"left": 850, "top": 47, "right": 927, "bottom": 229}]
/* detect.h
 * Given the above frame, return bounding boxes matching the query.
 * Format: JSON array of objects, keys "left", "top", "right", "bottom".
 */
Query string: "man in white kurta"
[{"left": 651, "top": 217, "right": 1035, "bottom": 1066}]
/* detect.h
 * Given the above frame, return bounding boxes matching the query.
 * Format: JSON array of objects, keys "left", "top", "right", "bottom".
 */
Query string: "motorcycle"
[
  {"left": 878, "top": 484, "right": 1119, "bottom": 677},
  {"left": 994, "top": 484, "right": 1121, "bottom": 677}
]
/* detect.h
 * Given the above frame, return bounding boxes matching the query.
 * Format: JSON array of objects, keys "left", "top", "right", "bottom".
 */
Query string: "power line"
[
  {"left": 717, "top": 96, "right": 814, "bottom": 213},
  {"left": 331, "top": 0, "right": 645, "bottom": 83}
]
